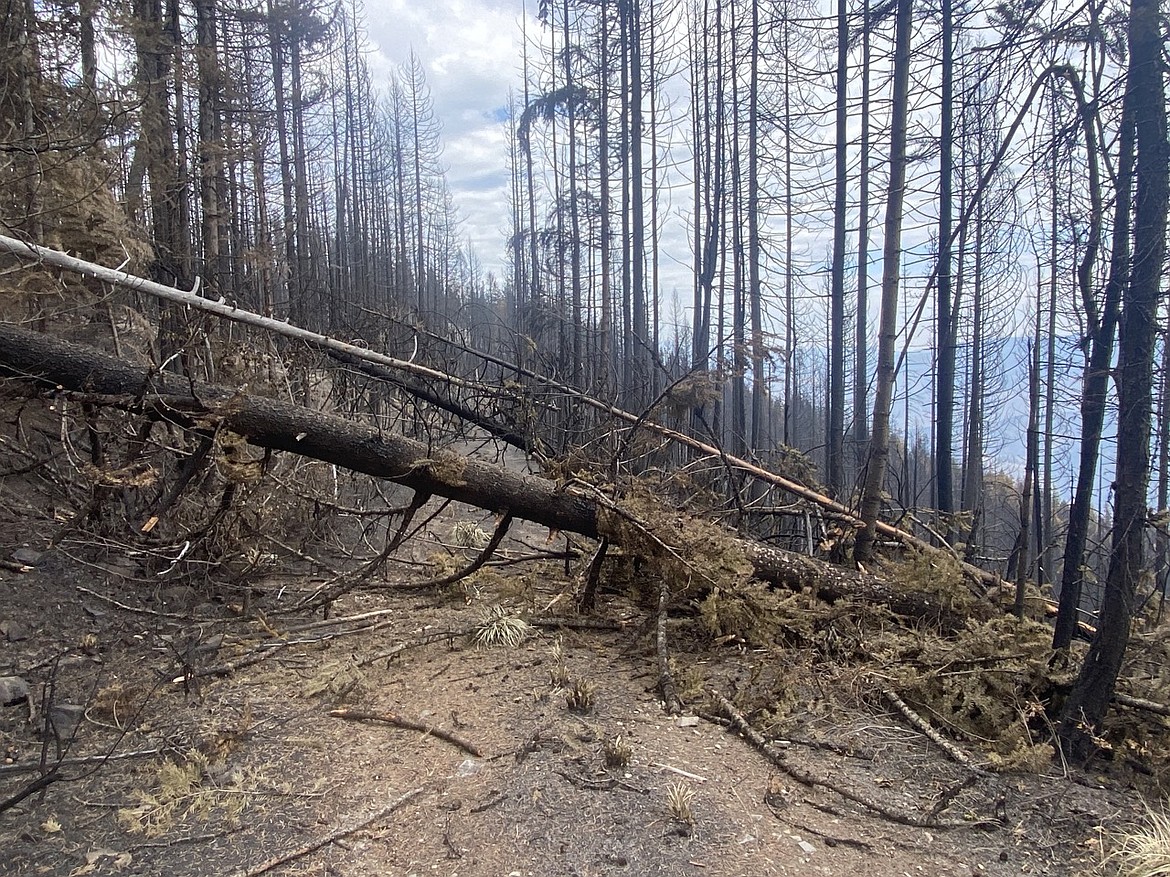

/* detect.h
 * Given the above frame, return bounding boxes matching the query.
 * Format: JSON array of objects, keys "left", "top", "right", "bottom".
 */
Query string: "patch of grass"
[
  {"left": 1101, "top": 807, "right": 1170, "bottom": 876},
  {"left": 565, "top": 678, "right": 596, "bottom": 714},
  {"left": 603, "top": 735, "right": 632, "bottom": 769},
  {"left": 473, "top": 605, "right": 530, "bottom": 648},
  {"left": 666, "top": 781, "right": 695, "bottom": 824},
  {"left": 548, "top": 637, "right": 571, "bottom": 686}
]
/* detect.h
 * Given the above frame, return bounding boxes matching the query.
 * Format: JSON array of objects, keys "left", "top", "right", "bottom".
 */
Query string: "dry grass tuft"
[
  {"left": 603, "top": 735, "right": 632, "bottom": 769},
  {"left": 473, "top": 605, "right": 531, "bottom": 648},
  {"left": 565, "top": 678, "right": 596, "bottom": 714},
  {"left": 1101, "top": 807, "right": 1170, "bottom": 876},
  {"left": 548, "top": 637, "right": 571, "bottom": 686},
  {"left": 666, "top": 781, "right": 695, "bottom": 824}
]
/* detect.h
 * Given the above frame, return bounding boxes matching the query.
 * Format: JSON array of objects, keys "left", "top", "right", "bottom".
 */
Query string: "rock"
[
  {"left": 12, "top": 548, "right": 43, "bottom": 566},
  {"left": 1, "top": 621, "right": 29, "bottom": 642},
  {"left": 0, "top": 676, "right": 30, "bottom": 706},
  {"left": 156, "top": 586, "right": 198, "bottom": 611},
  {"left": 455, "top": 758, "right": 484, "bottom": 777},
  {"left": 677, "top": 716, "right": 700, "bottom": 728},
  {"left": 49, "top": 704, "right": 84, "bottom": 741},
  {"left": 797, "top": 839, "right": 817, "bottom": 855}
]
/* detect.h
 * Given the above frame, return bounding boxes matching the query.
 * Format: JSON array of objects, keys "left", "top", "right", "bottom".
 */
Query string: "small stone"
[
  {"left": 49, "top": 704, "right": 84, "bottom": 741},
  {"left": 677, "top": 716, "right": 700, "bottom": 728},
  {"left": 455, "top": 758, "right": 484, "bottom": 778},
  {"left": 0, "top": 676, "right": 30, "bottom": 706},
  {"left": 2, "top": 621, "right": 29, "bottom": 642},
  {"left": 12, "top": 548, "right": 43, "bottom": 566},
  {"left": 797, "top": 839, "right": 816, "bottom": 855}
]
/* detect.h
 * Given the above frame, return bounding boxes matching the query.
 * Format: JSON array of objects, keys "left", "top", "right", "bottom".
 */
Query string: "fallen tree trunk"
[
  {"left": 0, "top": 324, "right": 965, "bottom": 623},
  {"left": 0, "top": 233, "right": 983, "bottom": 578}
]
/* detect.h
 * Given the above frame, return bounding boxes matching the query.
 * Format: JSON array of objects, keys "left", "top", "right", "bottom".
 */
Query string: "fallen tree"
[
  {"left": 0, "top": 323, "right": 965, "bottom": 623},
  {"left": 0, "top": 233, "right": 996, "bottom": 590}
]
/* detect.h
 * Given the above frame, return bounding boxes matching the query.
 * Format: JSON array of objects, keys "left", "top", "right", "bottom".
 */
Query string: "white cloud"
[{"left": 363, "top": 0, "right": 526, "bottom": 282}]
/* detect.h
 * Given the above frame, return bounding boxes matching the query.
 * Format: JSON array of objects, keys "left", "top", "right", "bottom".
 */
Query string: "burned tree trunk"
[{"left": 0, "top": 323, "right": 963, "bottom": 623}]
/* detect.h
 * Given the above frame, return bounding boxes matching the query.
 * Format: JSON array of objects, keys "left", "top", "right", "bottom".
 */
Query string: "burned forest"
[{"left": 0, "top": 0, "right": 1168, "bottom": 874}]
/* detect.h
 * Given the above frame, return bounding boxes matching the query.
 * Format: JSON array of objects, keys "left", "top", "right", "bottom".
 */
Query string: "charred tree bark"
[
  {"left": 1059, "top": 0, "right": 1168, "bottom": 761},
  {"left": 0, "top": 324, "right": 962, "bottom": 624}
]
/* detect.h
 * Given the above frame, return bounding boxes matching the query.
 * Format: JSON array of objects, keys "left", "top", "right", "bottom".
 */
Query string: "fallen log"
[
  {"left": 0, "top": 233, "right": 986, "bottom": 581},
  {"left": 0, "top": 324, "right": 965, "bottom": 623}
]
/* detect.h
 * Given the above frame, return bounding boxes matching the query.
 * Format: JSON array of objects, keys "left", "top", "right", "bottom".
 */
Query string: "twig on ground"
[
  {"left": 881, "top": 688, "right": 975, "bottom": 766},
  {"left": 470, "top": 793, "right": 507, "bottom": 814},
  {"left": 556, "top": 769, "right": 648, "bottom": 795},
  {"left": 650, "top": 762, "right": 707, "bottom": 783},
  {"left": 927, "top": 774, "right": 979, "bottom": 823},
  {"left": 183, "top": 641, "right": 294, "bottom": 680},
  {"left": 280, "top": 607, "right": 401, "bottom": 635},
  {"left": 354, "top": 627, "right": 476, "bottom": 668},
  {"left": 329, "top": 708, "right": 483, "bottom": 757},
  {"left": 229, "top": 786, "right": 423, "bottom": 877},
  {"left": 772, "top": 814, "right": 874, "bottom": 852},
  {"left": 76, "top": 586, "right": 190, "bottom": 620},
  {"left": 1113, "top": 692, "right": 1170, "bottom": 717},
  {"left": 190, "top": 623, "right": 420, "bottom": 681},
  {"left": 708, "top": 689, "right": 961, "bottom": 829},
  {"left": 528, "top": 616, "right": 624, "bottom": 631},
  {"left": 0, "top": 747, "right": 163, "bottom": 776}
]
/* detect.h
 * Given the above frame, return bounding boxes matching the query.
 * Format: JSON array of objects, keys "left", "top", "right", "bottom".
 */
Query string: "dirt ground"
[{"left": 0, "top": 505, "right": 1155, "bottom": 877}]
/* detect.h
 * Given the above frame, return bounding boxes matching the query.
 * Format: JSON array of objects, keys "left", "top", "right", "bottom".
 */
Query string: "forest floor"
[{"left": 0, "top": 506, "right": 1156, "bottom": 877}]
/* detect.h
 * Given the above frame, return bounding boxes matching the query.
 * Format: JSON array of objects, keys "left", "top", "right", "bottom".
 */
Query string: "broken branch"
[
  {"left": 329, "top": 708, "right": 483, "bottom": 757},
  {"left": 229, "top": 786, "right": 423, "bottom": 877}
]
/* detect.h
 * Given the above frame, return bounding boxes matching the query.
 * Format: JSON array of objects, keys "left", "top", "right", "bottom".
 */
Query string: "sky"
[
  {"left": 353, "top": 0, "right": 1101, "bottom": 498},
  {"left": 362, "top": 0, "right": 529, "bottom": 285}
]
